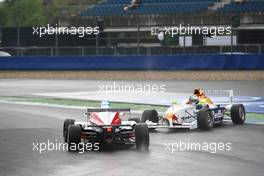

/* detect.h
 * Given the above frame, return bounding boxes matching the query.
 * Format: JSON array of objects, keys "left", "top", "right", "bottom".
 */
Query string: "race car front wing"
[{"left": 145, "top": 120, "right": 198, "bottom": 130}]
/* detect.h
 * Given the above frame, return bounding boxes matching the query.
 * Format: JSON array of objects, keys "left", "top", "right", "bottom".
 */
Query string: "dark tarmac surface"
[{"left": 0, "top": 80, "right": 264, "bottom": 176}]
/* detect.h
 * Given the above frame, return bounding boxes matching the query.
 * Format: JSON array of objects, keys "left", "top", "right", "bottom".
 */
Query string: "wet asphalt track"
[{"left": 0, "top": 80, "right": 264, "bottom": 176}]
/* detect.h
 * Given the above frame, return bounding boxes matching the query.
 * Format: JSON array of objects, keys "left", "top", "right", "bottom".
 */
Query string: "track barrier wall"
[{"left": 0, "top": 55, "right": 263, "bottom": 70}]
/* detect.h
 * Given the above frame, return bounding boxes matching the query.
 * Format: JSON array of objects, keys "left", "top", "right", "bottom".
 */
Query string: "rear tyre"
[
  {"left": 135, "top": 123, "right": 149, "bottom": 151},
  {"left": 141, "top": 109, "right": 158, "bottom": 123},
  {"left": 197, "top": 109, "right": 213, "bottom": 130},
  {"left": 63, "top": 119, "right": 75, "bottom": 142},
  {"left": 67, "top": 125, "right": 81, "bottom": 152},
  {"left": 128, "top": 117, "right": 140, "bottom": 123},
  {"left": 231, "top": 104, "right": 246, "bottom": 124}
]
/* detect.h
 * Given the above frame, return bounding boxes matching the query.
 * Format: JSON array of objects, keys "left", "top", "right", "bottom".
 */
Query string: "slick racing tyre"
[
  {"left": 63, "top": 119, "right": 75, "bottom": 142},
  {"left": 141, "top": 109, "right": 158, "bottom": 123},
  {"left": 128, "top": 117, "right": 140, "bottom": 123},
  {"left": 231, "top": 104, "right": 246, "bottom": 124},
  {"left": 197, "top": 109, "right": 213, "bottom": 130},
  {"left": 135, "top": 123, "right": 149, "bottom": 151},
  {"left": 67, "top": 125, "right": 81, "bottom": 152}
]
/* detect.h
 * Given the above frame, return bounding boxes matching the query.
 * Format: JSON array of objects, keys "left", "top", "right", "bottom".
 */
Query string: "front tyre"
[
  {"left": 197, "top": 109, "right": 213, "bottom": 130},
  {"left": 141, "top": 109, "right": 158, "bottom": 123},
  {"left": 63, "top": 119, "right": 75, "bottom": 142},
  {"left": 135, "top": 123, "right": 149, "bottom": 151},
  {"left": 67, "top": 125, "right": 81, "bottom": 152},
  {"left": 141, "top": 110, "right": 158, "bottom": 131},
  {"left": 231, "top": 104, "right": 246, "bottom": 124}
]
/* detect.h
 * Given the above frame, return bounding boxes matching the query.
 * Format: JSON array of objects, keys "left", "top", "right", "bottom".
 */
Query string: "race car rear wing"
[
  {"left": 204, "top": 89, "right": 234, "bottom": 104},
  {"left": 87, "top": 108, "right": 131, "bottom": 113}
]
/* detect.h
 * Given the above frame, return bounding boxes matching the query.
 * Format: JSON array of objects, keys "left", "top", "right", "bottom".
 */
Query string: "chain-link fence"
[{"left": 1, "top": 44, "right": 263, "bottom": 56}]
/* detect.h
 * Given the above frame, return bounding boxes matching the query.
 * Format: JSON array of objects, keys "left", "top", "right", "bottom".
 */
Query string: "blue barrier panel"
[{"left": 0, "top": 55, "right": 263, "bottom": 70}]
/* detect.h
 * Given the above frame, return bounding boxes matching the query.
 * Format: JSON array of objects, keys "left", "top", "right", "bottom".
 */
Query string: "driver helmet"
[
  {"left": 101, "top": 100, "right": 111, "bottom": 109},
  {"left": 171, "top": 99, "right": 177, "bottom": 106},
  {"left": 194, "top": 88, "right": 205, "bottom": 97}
]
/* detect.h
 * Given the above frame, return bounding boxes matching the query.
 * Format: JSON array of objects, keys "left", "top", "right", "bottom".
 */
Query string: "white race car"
[
  {"left": 141, "top": 90, "right": 246, "bottom": 130},
  {"left": 63, "top": 107, "right": 149, "bottom": 152}
]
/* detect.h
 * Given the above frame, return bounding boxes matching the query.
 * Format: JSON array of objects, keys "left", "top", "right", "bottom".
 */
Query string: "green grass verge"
[
  {"left": 0, "top": 96, "right": 168, "bottom": 112},
  {"left": 0, "top": 96, "right": 263, "bottom": 119},
  {"left": 246, "top": 113, "right": 264, "bottom": 120}
]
